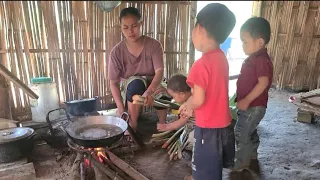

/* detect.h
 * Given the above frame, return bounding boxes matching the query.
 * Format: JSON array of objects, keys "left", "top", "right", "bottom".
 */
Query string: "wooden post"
[
  {"left": 188, "top": 1, "right": 197, "bottom": 70},
  {"left": 0, "top": 6, "right": 13, "bottom": 120},
  {"left": 0, "top": 76, "right": 12, "bottom": 120},
  {"left": 252, "top": 1, "right": 263, "bottom": 17}
]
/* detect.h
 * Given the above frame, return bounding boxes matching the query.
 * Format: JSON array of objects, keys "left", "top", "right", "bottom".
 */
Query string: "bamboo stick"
[
  {"left": 162, "top": 126, "right": 184, "bottom": 149},
  {"left": 0, "top": 64, "right": 38, "bottom": 99},
  {"left": 151, "top": 130, "right": 174, "bottom": 138},
  {"left": 7, "top": 2, "right": 23, "bottom": 111}
]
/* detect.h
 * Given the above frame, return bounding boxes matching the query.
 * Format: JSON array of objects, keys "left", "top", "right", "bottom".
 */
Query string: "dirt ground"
[
  {"left": 122, "top": 88, "right": 320, "bottom": 180},
  {"left": 31, "top": 89, "right": 320, "bottom": 180}
]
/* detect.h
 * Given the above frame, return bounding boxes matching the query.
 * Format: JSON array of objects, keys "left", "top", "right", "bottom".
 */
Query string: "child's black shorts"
[{"left": 192, "top": 124, "right": 235, "bottom": 180}]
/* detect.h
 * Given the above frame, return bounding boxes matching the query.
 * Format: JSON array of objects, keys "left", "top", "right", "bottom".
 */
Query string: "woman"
[{"left": 108, "top": 7, "right": 171, "bottom": 134}]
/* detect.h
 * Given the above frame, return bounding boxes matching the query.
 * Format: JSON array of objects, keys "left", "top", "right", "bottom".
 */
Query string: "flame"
[
  {"left": 84, "top": 158, "right": 90, "bottom": 166},
  {"left": 94, "top": 147, "right": 108, "bottom": 163}
]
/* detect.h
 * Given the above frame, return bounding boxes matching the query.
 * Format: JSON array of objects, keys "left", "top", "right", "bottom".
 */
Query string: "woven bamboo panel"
[
  {"left": 261, "top": 1, "right": 320, "bottom": 91},
  {"left": 0, "top": 1, "right": 194, "bottom": 121}
]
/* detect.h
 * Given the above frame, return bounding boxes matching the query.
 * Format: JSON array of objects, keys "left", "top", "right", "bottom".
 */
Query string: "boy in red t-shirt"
[
  {"left": 232, "top": 17, "right": 273, "bottom": 171},
  {"left": 179, "top": 3, "right": 236, "bottom": 180}
]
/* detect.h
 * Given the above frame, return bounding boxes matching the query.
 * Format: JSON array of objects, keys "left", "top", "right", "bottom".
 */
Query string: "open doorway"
[{"left": 195, "top": 1, "right": 254, "bottom": 96}]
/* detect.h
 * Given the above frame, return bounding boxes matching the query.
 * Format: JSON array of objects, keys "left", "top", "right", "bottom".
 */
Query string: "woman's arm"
[
  {"left": 110, "top": 80, "right": 125, "bottom": 115},
  {"left": 108, "top": 49, "right": 125, "bottom": 115},
  {"left": 145, "top": 68, "right": 164, "bottom": 95},
  {"left": 143, "top": 40, "right": 165, "bottom": 106}
]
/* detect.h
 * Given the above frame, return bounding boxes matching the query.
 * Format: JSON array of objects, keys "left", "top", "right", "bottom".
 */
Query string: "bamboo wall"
[
  {"left": 0, "top": 1, "right": 195, "bottom": 121},
  {"left": 261, "top": 1, "right": 320, "bottom": 91}
]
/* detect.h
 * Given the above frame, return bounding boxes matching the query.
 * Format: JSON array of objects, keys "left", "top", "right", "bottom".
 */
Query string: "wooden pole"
[
  {"left": 87, "top": 153, "right": 125, "bottom": 180},
  {"left": 0, "top": 64, "right": 38, "bottom": 99},
  {"left": 188, "top": 1, "right": 197, "bottom": 69},
  {"left": 107, "top": 151, "right": 149, "bottom": 180},
  {"left": 252, "top": 1, "right": 263, "bottom": 17},
  {"left": 0, "top": 4, "right": 13, "bottom": 119},
  {"left": 0, "top": 77, "right": 12, "bottom": 119}
]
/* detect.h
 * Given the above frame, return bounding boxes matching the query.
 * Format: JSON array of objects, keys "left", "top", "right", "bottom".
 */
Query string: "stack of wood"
[
  {"left": 290, "top": 89, "right": 320, "bottom": 123},
  {"left": 151, "top": 125, "right": 193, "bottom": 161}
]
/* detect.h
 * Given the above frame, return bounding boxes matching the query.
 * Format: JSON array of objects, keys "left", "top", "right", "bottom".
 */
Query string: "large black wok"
[
  {"left": 46, "top": 108, "right": 129, "bottom": 148},
  {"left": 65, "top": 113, "right": 128, "bottom": 147}
]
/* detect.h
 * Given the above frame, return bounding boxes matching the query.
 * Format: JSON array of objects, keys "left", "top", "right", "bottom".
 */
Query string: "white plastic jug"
[{"left": 29, "top": 77, "right": 60, "bottom": 122}]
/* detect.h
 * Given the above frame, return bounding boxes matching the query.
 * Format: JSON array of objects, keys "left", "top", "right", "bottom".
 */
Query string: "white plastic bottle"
[{"left": 29, "top": 77, "right": 60, "bottom": 122}]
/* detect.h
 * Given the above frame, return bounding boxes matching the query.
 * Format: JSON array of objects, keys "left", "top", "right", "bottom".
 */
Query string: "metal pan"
[
  {"left": 46, "top": 108, "right": 129, "bottom": 148},
  {"left": 64, "top": 113, "right": 128, "bottom": 148}
]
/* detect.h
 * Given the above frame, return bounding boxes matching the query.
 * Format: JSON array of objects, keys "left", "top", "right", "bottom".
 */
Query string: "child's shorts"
[{"left": 192, "top": 124, "right": 235, "bottom": 180}]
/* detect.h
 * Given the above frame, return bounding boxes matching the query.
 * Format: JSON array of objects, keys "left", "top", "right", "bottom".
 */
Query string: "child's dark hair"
[
  {"left": 167, "top": 74, "right": 191, "bottom": 93},
  {"left": 240, "top": 17, "right": 271, "bottom": 44},
  {"left": 196, "top": 3, "right": 236, "bottom": 44},
  {"left": 120, "top": 7, "right": 141, "bottom": 22}
]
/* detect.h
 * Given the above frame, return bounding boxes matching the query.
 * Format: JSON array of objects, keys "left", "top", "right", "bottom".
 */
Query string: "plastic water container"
[{"left": 29, "top": 77, "right": 60, "bottom": 122}]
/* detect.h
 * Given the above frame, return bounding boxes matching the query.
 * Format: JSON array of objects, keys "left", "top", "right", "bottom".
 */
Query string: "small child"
[
  {"left": 157, "top": 74, "right": 192, "bottom": 132},
  {"left": 232, "top": 17, "right": 273, "bottom": 171},
  {"left": 178, "top": 3, "right": 236, "bottom": 180}
]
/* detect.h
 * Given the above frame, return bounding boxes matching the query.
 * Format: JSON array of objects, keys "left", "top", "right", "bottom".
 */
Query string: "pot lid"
[
  {"left": 31, "top": 77, "right": 53, "bottom": 84},
  {"left": 0, "top": 127, "right": 34, "bottom": 144}
]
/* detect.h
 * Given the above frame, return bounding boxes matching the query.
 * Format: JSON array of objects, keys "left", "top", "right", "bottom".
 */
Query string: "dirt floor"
[
  {"left": 122, "top": 88, "right": 320, "bottom": 180},
  {"left": 31, "top": 89, "right": 320, "bottom": 180}
]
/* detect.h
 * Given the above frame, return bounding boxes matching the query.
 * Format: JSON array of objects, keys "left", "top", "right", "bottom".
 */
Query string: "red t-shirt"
[
  {"left": 236, "top": 48, "right": 273, "bottom": 108},
  {"left": 187, "top": 49, "right": 232, "bottom": 128}
]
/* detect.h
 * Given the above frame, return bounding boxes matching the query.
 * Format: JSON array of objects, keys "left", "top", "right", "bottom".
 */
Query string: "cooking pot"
[
  {"left": 64, "top": 96, "right": 98, "bottom": 116},
  {"left": 0, "top": 127, "right": 36, "bottom": 163}
]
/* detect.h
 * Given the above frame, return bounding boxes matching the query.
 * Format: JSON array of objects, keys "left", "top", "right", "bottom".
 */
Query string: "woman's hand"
[
  {"left": 142, "top": 90, "right": 154, "bottom": 107},
  {"left": 116, "top": 105, "right": 125, "bottom": 117}
]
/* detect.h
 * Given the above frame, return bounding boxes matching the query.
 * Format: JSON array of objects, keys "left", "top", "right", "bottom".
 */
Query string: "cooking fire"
[{"left": 85, "top": 147, "right": 109, "bottom": 164}]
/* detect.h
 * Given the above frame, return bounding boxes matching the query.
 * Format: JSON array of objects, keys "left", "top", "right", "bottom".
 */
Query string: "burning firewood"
[
  {"left": 80, "top": 162, "right": 86, "bottom": 180},
  {"left": 87, "top": 153, "right": 125, "bottom": 180}
]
